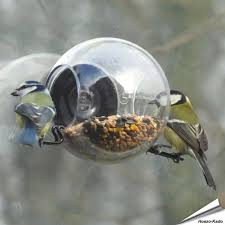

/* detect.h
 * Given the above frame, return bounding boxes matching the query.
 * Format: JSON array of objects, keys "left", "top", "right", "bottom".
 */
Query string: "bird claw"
[
  {"left": 146, "top": 144, "right": 171, "bottom": 155},
  {"left": 38, "top": 137, "right": 44, "bottom": 148},
  {"left": 42, "top": 125, "right": 65, "bottom": 146},
  {"left": 146, "top": 145, "right": 184, "bottom": 164},
  {"left": 171, "top": 153, "right": 184, "bottom": 163},
  {"left": 146, "top": 146, "right": 161, "bottom": 155}
]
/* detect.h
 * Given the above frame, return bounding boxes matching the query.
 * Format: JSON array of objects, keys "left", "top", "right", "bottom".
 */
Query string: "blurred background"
[{"left": 0, "top": 0, "right": 225, "bottom": 224}]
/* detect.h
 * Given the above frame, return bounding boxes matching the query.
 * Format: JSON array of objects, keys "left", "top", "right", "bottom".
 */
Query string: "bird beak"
[
  {"left": 148, "top": 99, "right": 160, "bottom": 108},
  {"left": 149, "top": 99, "right": 157, "bottom": 104},
  {"left": 11, "top": 90, "right": 19, "bottom": 96}
]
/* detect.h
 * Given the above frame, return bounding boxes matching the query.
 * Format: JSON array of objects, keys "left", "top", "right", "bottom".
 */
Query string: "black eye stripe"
[
  {"left": 19, "top": 85, "right": 28, "bottom": 89},
  {"left": 19, "top": 84, "right": 36, "bottom": 90},
  {"left": 18, "top": 84, "right": 45, "bottom": 92}
]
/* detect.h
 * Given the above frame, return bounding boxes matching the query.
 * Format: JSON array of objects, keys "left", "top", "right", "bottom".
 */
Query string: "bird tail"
[
  {"left": 17, "top": 120, "right": 37, "bottom": 146},
  {"left": 190, "top": 149, "right": 216, "bottom": 191}
]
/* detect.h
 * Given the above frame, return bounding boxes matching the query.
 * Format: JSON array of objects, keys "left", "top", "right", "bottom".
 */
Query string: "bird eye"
[{"left": 19, "top": 85, "right": 28, "bottom": 90}]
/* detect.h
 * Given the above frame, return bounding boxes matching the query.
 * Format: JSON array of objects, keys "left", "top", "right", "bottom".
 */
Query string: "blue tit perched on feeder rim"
[
  {"left": 148, "top": 90, "right": 216, "bottom": 190},
  {"left": 11, "top": 80, "right": 64, "bottom": 147}
]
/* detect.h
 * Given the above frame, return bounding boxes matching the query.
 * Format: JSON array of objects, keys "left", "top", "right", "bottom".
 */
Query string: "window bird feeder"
[{"left": 44, "top": 38, "right": 170, "bottom": 162}]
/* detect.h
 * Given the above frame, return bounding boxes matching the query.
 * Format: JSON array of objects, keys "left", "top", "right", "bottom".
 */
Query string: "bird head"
[
  {"left": 11, "top": 80, "right": 46, "bottom": 97},
  {"left": 170, "top": 90, "right": 191, "bottom": 107}
]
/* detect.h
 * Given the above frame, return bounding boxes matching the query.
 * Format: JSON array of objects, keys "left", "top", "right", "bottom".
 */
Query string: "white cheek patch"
[
  {"left": 20, "top": 86, "right": 37, "bottom": 96},
  {"left": 170, "top": 94, "right": 182, "bottom": 105}
]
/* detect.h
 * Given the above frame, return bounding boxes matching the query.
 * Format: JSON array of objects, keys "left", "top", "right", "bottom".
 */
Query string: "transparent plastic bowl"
[{"left": 45, "top": 38, "right": 170, "bottom": 162}]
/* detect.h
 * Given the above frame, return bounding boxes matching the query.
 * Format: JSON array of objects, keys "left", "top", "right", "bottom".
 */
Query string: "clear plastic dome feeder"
[{"left": 45, "top": 38, "right": 170, "bottom": 162}]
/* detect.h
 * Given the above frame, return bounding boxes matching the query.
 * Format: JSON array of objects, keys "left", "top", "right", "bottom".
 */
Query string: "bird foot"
[
  {"left": 42, "top": 125, "right": 65, "bottom": 146},
  {"left": 169, "top": 153, "right": 184, "bottom": 163},
  {"left": 38, "top": 137, "right": 44, "bottom": 148},
  {"left": 146, "top": 144, "right": 184, "bottom": 163}
]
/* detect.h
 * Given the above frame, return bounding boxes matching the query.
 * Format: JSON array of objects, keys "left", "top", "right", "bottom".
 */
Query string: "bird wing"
[
  {"left": 167, "top": 120, "right": 208, "bottom": 153},
  {"left": 197, "top": 125, "right": 208, "bottom": 152},
  {"left": 167, "top": 120, "right": 216, "bottom": 190},
  {"left": 15, "top": 103, "right": 56, "bottom": 128}
]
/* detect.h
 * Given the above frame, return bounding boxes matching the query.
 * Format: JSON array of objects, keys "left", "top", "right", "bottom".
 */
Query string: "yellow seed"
[
  {"left": 130, "top": 124, "right": 139, "bottom": 131},
  {"left": 115, "top": 128, "right": 122, "bottom": 132}
]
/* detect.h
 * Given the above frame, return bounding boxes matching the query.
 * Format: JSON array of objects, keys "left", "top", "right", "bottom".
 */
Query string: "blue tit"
[
  {"left": 148, "top": 90, "right": 216, "bottom": 190},
  {"left": 11, "top": 80, "right": 60, "bottom": 147}
]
